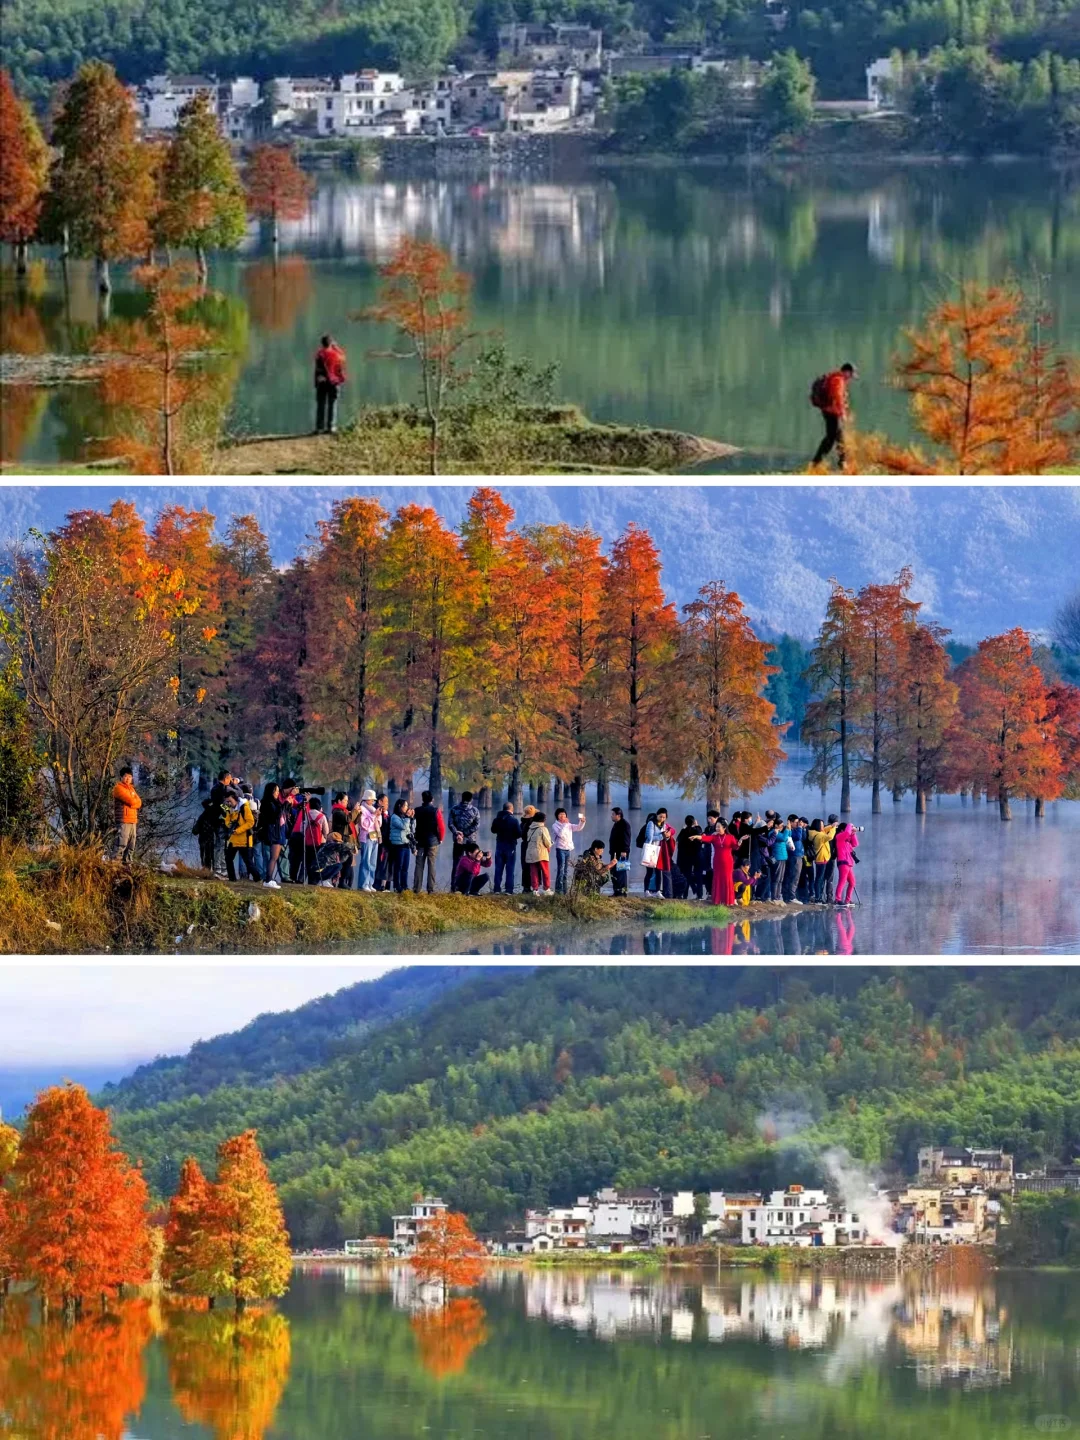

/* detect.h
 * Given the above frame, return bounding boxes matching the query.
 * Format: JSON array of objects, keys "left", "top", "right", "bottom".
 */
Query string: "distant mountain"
[
  {"left": 4, "top": 484, "right": 1078, "bottom": 641},
  {"left": 0, "top": 1063, "right": 139, "bottom": 1121},
  {"left": 100, "top": 965, "right": 490, "bottom": 1111},
  {"left": 107, "top": 965, "right": 1080, "bottom": 1246}
]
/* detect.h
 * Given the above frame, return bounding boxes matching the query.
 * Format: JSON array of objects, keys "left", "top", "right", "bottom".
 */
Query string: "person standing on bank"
[
  {"left": 112, "top": 766, "right": 142, "bottom": 864},
  {"left": 551, "top": 807, "right": 586, "bottom": 894},
  {"left": 490, "top": 801, "right": 521, "bottom": 894},
  {"left": 608, "top": 806, "right": 632, "bottom": 896},
  {"left": 811, "top": 362, "right": 856, "bottom": 468},
  {"left": 412, "top": 790, "right": 445, "bottom": 894},
  {"left": 700, "top": 819, "right": 737, "bottom": 907},
  {"left": 314, "top": 334, "right": 347, "bottom": 434}
]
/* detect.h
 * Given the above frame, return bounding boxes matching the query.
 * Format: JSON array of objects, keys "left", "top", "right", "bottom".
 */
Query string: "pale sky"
[{"left": 0, "top": 964, "right": 393, "bottom": 1067}]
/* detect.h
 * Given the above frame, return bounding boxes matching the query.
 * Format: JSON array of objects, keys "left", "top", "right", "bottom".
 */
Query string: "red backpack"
[
  {"left": 435, "top": 807, "right": 446, "bottom": 843},
  {"left": 809, "top": 374, "right": 831, "bottom": 409}
]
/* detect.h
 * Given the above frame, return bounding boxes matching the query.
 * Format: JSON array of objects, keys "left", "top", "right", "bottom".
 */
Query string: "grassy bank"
[
  {"left": 0, "top": 844, "right": 736, "bottom": 954},
  {"left": 214, "top": 405, "right": 736, "bottom": 476}
]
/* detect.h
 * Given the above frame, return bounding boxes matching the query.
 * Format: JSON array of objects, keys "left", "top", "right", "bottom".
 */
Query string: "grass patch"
[
  {"left": 0, "top": 842, "right": 733, "bottom": 954},
  {"left": 646, "top": 900, "right": 735, "bottom": 922}
]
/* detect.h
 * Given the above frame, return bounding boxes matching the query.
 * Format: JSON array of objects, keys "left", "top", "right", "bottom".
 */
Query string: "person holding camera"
[
  {"left": 452, "top": 841, "right": 493, "bottom": 895},
  {"left": 551, "top": 807, "right": 587, "bottom": 894},
  {"left": 834, "top": 822, "right": 861, "bottom": 906}
]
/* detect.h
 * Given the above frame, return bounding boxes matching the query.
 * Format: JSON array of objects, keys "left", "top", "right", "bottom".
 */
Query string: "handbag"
[
  {"left": 614, "top": 858, "right": 631, "bottom": 873},
  {"left": 642, "top": 840, "right": 661, "bottom": 867}
]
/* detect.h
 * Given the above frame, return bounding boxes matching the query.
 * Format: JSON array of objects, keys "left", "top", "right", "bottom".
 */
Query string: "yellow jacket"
[
  {"left": 525, "top": 824, "right": 552, "bottom": 863},
  {"left": 225, "top": 800, "right": 255, "bottom": 848},
  {"left": 808, "top": 824, "right": 838, "bottom": 863}
]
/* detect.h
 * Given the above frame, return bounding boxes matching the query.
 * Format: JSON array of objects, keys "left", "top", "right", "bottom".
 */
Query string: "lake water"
[
  {"left": 204, "top": 760, "right": 1080, "bottom": 955},
  {"left": 1, "top": 1264, "right": 1074, "bottom": 1439},
  {"left": 4, "top": 163, "right": 1079, "bottom": 469}
]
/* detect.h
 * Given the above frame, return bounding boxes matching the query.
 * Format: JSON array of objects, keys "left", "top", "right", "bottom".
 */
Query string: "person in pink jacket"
[{"left": 833, "top": 823, "right": 860, "bottom": 905}]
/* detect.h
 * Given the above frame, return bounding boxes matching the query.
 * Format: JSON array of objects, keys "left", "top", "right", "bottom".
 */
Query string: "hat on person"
[{"left": 361, "top": 789, "right": 377, "bottom": 804}]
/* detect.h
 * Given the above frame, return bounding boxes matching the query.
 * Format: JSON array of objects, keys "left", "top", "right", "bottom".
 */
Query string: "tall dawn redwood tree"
[
  {"left": 8, "top": 1084, "right": 151, "bottom": 1317},
  {"left": 162, "top": 1157, "right": 217, "bottom": 1299},
  {"left": 409, "top": 1210, "right": 486, "bottom": 1301},
  {"left": 0, "top": 68, "right": 49, "bottom": 276},
  {"left": 244, "top": 144, "right": 312, "bottom": 254},
  {"left": 45, "top": 61, "right": 154, "bottom": 299},
  {"left": 158, "top": 94, "right": 247, "bottom": 283},
  {"left": 677, "top": 580, "right": 785, "bottom": 809},
  {"left": 208, "top": 1130, "right": 291, "bottom": 1310},
  {"left": 850, "top": 567, "right": 920, "bottom": 813},
  {"left": 803, "top": 580, "right": 863, "bottom": 813}
]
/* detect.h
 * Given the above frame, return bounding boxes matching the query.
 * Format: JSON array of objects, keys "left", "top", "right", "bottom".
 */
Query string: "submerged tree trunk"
[
  {"left": 595, "top": 762, "right": 609, "bottom": 806},
  {"left": 627, "top": 759, "right": 641, "bottom": 810},
  {"left": 15, "top": 239, "right": 28, "bottom": 277},
  {"left": 552, "top": 778, "right": 563, "bottom": 804},
  {"left": 999, "top": 789, "right": 1012, "bottom": 821},
  {"left": 535, "top": 777, "right": 547, "bottom": 806},
  {"left": 476, "top": 785, "right": 490, "bottom": 808},
  {"left": 1035, "top": 796, "right": 1045, "bottom": 818},
  {"left": 892, "top": 783, "right": 902, "bottom": 803},
  {"left": 195, "top": 243, "right": 208, "bottom": 285},
  {"left": 915, "top": 788, "right": 927, "bottom": 815},
  {"left": 571, "top": 775, "right": 585, "bottom": 807},
  {"left": 508, "top": 769, "right": 522, "bottom": 808}
]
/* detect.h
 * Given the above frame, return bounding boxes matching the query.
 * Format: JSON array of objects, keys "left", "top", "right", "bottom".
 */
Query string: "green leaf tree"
[{"left": 158, "top": 95, "right": 247, "bottom": 283}]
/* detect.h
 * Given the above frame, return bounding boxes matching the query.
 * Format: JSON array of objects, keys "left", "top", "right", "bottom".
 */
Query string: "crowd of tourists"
[{"left": 112, "top": 769, "right": 863, "bottom": 907}]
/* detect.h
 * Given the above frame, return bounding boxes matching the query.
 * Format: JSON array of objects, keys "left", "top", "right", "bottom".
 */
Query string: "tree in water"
[
  {"left": 206, "top": 1131, "right": 292, "bottom": 1311},
  {"left": 0, "top": 68, "right": 49, "bottom": 276},
  {"left": 676, "top": 580, "right": 785, "bottom": 809},
  {"left": 409, "top": 1210, "right": 486, "bottom": 1301},
  {"left": 157, "top": 95, "right": 247, "bottom": 285},
  {"left": 803, "top": 580, "right": 863, "bottom": 813},
  {"left": 44, "top": 62, "right": 154, "bottom": 304},
  {"left": 244, "top": 145, "right": 312, "bottom": 256}
]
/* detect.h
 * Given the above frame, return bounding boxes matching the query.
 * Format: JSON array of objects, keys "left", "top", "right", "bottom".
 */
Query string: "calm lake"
[
  {"left": 4, "top": 162, "right": 1079, "bottom": 469},
  {"left": 1, "top": 1264, "right": 1075, "bottom": 1439}
]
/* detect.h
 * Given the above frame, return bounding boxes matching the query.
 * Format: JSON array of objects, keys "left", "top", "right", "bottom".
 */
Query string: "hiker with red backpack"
[
  {"left": 810, "top": 362, "right": 856, "bottom": 468},
  {"left": 314, "top": 334, "right": 347, "bottom": 434}
]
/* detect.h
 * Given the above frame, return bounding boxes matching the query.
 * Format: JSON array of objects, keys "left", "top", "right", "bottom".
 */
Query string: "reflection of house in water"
[
  {"left": 893, "top": 1287, "right": 1012, "bottom": 1389},
  {"left": 522, "top": 1270, "right": 686, "bottom": 1339},
  {"left": 701, "top": 1278, "right": 897, "bottom": 1349}
]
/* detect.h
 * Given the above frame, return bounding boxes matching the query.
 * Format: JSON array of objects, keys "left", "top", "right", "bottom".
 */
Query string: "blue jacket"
[
  {"left": 449, "top": 800, "right": 480, "bottom": 841},
  {"left": 389, "top": 812, "right": 411, "bottom": 846},
  {"left": 772, "top": 827, "right": 793, "bottom": 861}
]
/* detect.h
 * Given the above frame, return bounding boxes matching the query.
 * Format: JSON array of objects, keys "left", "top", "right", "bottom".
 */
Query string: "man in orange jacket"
[
  {"left": 112, "top": 766, "right": 142, "bottom": 864},
  {"left": 811, "top": 361, "right": 856, "bottom": 468}
]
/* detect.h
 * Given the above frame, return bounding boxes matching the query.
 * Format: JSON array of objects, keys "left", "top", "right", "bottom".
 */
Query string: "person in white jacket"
[{"left": 551, "top": 807, "right": 587, "bottom": 894}]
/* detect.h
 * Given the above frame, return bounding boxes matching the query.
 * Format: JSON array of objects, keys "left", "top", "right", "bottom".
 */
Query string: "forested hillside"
[
  {"left": 5, "top": 0, "right": 1079, "bottom": 107},
  {"left": 104, "top": 966, "right": 1080, "bottom": 1245},
  {"left": 99, "top": 966, "right": 488, "bottom": 1109}
]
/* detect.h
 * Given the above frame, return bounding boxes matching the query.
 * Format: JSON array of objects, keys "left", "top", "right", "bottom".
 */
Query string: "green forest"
[
  {"left": 99, "top": 965, "right": 1080, "bottom": 1246},
  {"left": 4, "top": 0, "right": 1080, "bottom": 122}
]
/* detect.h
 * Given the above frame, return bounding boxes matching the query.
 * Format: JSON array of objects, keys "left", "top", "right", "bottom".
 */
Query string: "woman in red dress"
[{"left": 701, "top": 821, "right": 738, "bottom": 906}]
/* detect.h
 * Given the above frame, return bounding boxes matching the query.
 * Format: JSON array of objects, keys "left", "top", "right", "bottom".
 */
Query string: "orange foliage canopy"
[
  {"left": 244, "top": 145, "right": 312, "bottom": 229},
  {"left": 0, "top": 68, "right": 48, "bottom": 245},
  {"left": 7, "top": 1084, "right": 151, "bottom": 1306},
  {"left": 409, "top": 1210, "right": 487, "bottom": 1295}
]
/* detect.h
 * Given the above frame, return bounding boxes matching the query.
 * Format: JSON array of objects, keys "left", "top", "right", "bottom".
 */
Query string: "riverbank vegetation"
[
  {"left": 89, "top": 966, "right": 1080, "bottom": 1245},
  {"left": 0, "top": 843, "right": 722, "bottom": 954},
  {"left": 999, "top": 1190, "right": 1080, "bottom": 1267}
]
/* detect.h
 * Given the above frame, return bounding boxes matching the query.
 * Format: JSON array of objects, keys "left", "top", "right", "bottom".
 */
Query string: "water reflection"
[
  {"left": 410, "top": 1296, "right": 489, "bottom": 1378},
  {"left": 163, "top": 1305, "right": 292, "bottom": 1440}
]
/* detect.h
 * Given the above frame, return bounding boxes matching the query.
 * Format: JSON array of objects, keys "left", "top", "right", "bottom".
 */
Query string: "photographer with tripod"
[
  {"left": 288, "top": 789, "right": 330, "bottom": 884},
  {"left": 834, "top": 822, "right": 862, "bottom": 907}
]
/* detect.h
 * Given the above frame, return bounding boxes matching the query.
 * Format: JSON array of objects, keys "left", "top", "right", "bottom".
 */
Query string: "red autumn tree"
[
  {"left": 409, "top": 1211, "right": 486, "bottom": 1299},
  {"left": 945, "top": 628, "right": 1063, "bottom": 820},
  {"left": 214, "top": 514, "right": 276, "bottom": 764},
  {"left": 598, "top": 523, "right": 679, "bottom": 808},
  {"left": 0, "top": 68, "right": 49, "bottom": 274},
  {"left": 207, "top": 1131, "right": 291, "bottom": 1310},
  {"left": 0, "top": 1121, "right": 19, "bottom": 1297},
  {"left": 850, "top": 567, "right": 921, "bottom": 813},
  {"left": 802, "top": 579, "right": 864, "bottom": 812},
  {"left": 487, "top": 528, "right": 575, "bottom": 805},
  {"left": 380, "top": 504, "right": 474, "bottom": 795},
  {"left": 162, "top": 1157, "right": 218, "bottom": 1299},
  {"left": 306, "top": 496, "right": 391, "bottom": 788},
  {"left": 459, "top": 486, "right": 518, "bottom": 798},
  {"left": 1046, "top": 683, "right": 1080, "bottom": 801},
  {"left": 8, "top": 1084, "right": 151, "bottom": 1315},
  {"left": 244, "top": 144, "right": 312, "bottom": 251},
  {"left": 543, "top": 523, "right": 609, "bottom": 807},
  {"left": 410, "top": 1296, "right": 488, "bottom": 1378},
  {"left": 357, "top": 237, "right": 477, "bottom": 474},
  {"left": 677, "top": 580, "right": 785, "bottom": 808}
]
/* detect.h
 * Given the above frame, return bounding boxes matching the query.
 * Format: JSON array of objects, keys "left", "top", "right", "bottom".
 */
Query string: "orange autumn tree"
[
  {"left": 409, "top": 1210, "right": 486, "bottom": 1300},
  {"left": 0, "top": 68, "right": 49, "bottom": 275},
  {"left": 1047, "top": 683, "right": 1080, "bottom": 801},
  {"left": 164, "top": 1305, "right": 291, "bottom": 1440},
  {"left": 0, "top": 1299, "right": 154, "bottom": 1440},
  {"left": 864, "top": 284, "right": 1080, "bottom": 475},
  {"left": 358, "top": 237, "right": 477, "bottom": 475},
  {"left": 459, "top": 485, "right": 518, "bottom": 799},
  {"left": 677, "top": 580, "right": 785, "bottom": 809},
  {"left": 0, "top": 1120, "right": 19, "bottom": 1298},
  {"left": 94, "top": 263, "right": 216, "bottom": 474},
  {"left": 244, "top": 145, "right": 312, "bottom": 252},
  {"left": 7, "top": 1084, "right": 151, "bottom": 1316},
  {"left": 544, "top": 523, "right": 609, "bottom": 807},
  {"left": 850, "top": 568, "right": 921, "bottom": 813},
  {"left": 887, "top": 620, "right": 958, "bottom": 814},
  {"left": 207, "top": 1131, "right": 292, "bottom": 1310},
  {"left": 306, "top": 496, "right": 391, "bottom": 788},
  {"left": 598, "top": 523, "right": 679, "bottom": 808},
  {"left": 162, "top": 1158, "right": 218, "bottom": 1298},
  {"left": 381, "top": 504, "right": 475, "bottom": 795},
  {"left": 945, "top": 628, "right": 1063, "bottom": 820},
  {"left": 411, "top": 1296, "right": 488, "bottom": 1378}
]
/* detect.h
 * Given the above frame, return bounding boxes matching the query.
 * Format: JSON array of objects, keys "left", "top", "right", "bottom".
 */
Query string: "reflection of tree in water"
[
  {"left": 0, "top": 274, "right": 49, "bottom": 459},
  {"left": 410, "top": 1297, "right": 488, "bottom": 1379},
  {"left": 164, "top": 1305, "right": 291, "bottom": 1440},
  {"left": 0, "top": 1297, "right": 153, "bottom": 1440},
  {"left": 243, "top": 258, "right": 313, "bottom": 334}
]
